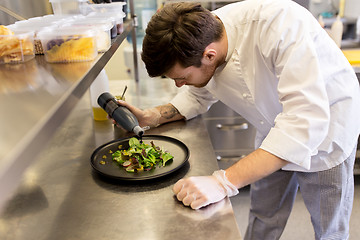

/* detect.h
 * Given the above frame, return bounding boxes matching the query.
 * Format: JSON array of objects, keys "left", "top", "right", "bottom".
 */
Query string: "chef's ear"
[{"left": 202, "top": 44, "right": 217, "bottom": 64}]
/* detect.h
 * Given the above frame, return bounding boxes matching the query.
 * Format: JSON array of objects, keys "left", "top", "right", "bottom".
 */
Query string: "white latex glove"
[{"left": 172, "top": 170, "right": 239, "bottom": 210}]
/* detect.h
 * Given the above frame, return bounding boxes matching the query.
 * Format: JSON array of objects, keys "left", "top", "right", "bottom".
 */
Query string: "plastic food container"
[
  {"left": 87, "top": 13, "right": 118, "bottom": 38},
  {"left": 113, "top": 13, "right": 125, "bottom": 34},
  {"left": 49, "top": 0, "right": 88, "bottom": 15},
  {"left": 39, "top": 14, "right": 84, "bottom": 25},
  {"left": 88, "top": 2, "right": 126, "bottom": 14},
  {"left": 12, "top": 15, "right": 85, "bottom": 55},
  {"left": 12, "top": 20, "right": 59, "bottom": 55},
  {"left": 62, "top": 20, "right": 112, "bottom": 52},
  {"left": 16, "top": 15, "right": 76, "bottom": 28},
  {"left": 88, "top": 12, "right": 125, "bottom": 35},
  {"left": 87, "top": 3, "right": 126, "bottom": 34},
  {"left": 38, "top": 28, "right": 98, "bottom": 63},
  {"left": 0, "top": 28, "right": 35, "bottom": 64}
]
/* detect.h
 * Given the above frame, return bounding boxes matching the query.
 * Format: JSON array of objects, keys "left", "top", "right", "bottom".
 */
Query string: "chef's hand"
[
  {"left": 173, "top": 170, "right": 239, "bottom": 210},
  {"left": 111, "top": 100, "right": 161, "bottom": 128}
]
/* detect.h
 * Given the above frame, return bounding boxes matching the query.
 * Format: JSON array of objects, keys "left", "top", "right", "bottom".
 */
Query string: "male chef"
[{"left": 116, "top": 1, "right": 360, "bottom": 239}]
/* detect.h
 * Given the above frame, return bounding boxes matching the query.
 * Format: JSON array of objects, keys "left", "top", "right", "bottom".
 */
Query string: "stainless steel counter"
[
  {"left": 0, "top": 79, "right": 242, "bottom": 239},
  {"left": 0, "top": 21, "right": 137, "bottom": 212}
]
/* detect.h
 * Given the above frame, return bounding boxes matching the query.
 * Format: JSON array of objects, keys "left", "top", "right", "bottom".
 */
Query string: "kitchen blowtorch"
[{"left": 97, "top": 92, "right": 144, "bottom": 137}]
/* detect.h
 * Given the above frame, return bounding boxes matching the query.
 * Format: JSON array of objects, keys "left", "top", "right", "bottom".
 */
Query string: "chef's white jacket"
[{"left": 170, "top": 0, "right": 360, "bottom": 172}]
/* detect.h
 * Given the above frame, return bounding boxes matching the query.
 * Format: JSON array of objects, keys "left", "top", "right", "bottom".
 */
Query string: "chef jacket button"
[
  {"left": 242, "top": 93, "right": 248, "bottom": 98},
  {"left": 260, "top": 120, "right": 264, "bottom": 125}
]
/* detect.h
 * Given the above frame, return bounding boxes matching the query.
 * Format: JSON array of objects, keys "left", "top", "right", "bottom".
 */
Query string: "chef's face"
[{"left": 165, "top": 61, "right": 217, "bottom": 88}]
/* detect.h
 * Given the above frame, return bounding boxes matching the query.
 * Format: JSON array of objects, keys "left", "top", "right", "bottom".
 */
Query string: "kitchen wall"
[
  {"left": 0, "top": 0, "right": 52, "bottom": 25},
  {"left": 309, "top": 0, "right": 360, "bottom": 18},
  {"left": 344, "top": 0, "right": 360, "bottom": 18},
  {"left": 309, "top": 0, "right": 338, "bottom": 17}
]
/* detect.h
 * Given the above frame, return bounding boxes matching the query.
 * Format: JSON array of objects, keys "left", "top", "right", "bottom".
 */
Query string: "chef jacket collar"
[{"left": 213, "top": 13, "right": 235, "bottom": 63}]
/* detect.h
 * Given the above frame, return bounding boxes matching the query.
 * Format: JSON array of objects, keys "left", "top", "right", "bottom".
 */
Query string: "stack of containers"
[
  {"left": 82, "top": 3, "right": 127, "bottom": 120},
  {"left": 1, "top": 0, "right": 127, "bottom": 64},
  {"left": 9, "top": 15, "right": 74, "bottom": 54},
  {"left": 85, "top": 14, "right": 118, "bottom": 38},
  {"left": 38, "top": 0, "right": 127, "bottom": 63},
  {"left": 49, "top": 0, "right": 89, "bottom": 15},
  {"left": 35, "top": 1, "right": 94, "bottom": 62},
  {"left": 86, "top": 2, "right": 126, "bottom": 35}
]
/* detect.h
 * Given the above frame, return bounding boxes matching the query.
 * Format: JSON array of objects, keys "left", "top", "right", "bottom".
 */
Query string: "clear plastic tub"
[
  {"left": 0, "top": 27, "right": 35, "bottom": 64},
  {"left": 88, "top": 2, "right": 126, "bottom": 14},
  {"left": 87, "top": 2, "right": 126, "bottom": 34},
  {"left": 15, "top": 15, "right": 77, "bottom": 28},
  {"left": 87, "top": 12, "right": 125, "bottom": 35},
  {"left": 62, "top": 20, "right": 112, "bottom": 52},
  {"left": 38, "top": 14, "right": 84, "bottom": 24},
  {"left": 113, "top": 13, "right": 125, "bottom": 34},
  {"left": 49, "top": 0, "right": 88, "bottom": 15},
  {"left": 11, "top": 16, "right": 85, "bottom": 55},
  {"left": 12, "top": 20, "right": 60, "bottom": 55},
  {"left": 38, "top": 28, "right": 98, "bottom": 63}
]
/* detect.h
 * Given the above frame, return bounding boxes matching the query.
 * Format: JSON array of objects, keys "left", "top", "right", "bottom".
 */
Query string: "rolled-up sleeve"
[
  {"left": 258, "top": 10, "right": 330, "bottom": 170},
  {"left": 170, "top": 86, "right": 218, "bottom": 120}
]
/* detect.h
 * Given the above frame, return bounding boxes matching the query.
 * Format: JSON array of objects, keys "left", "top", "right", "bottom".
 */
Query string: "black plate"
[{"left": 90, "top": 135, "right": 190, "bottom": 181}]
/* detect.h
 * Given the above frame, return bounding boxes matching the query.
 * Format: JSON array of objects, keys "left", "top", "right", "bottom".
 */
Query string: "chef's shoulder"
[
  {"left": 256, "top": 0, "right": 319, "bottom": 32},
  {"left": 214, "top": 0, "right": 318, "bottom": 30}
]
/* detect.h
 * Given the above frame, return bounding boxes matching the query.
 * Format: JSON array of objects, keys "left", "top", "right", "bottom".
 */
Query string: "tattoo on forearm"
[{"left": 160, "top": 104, "right": 180, "bottom": 120}]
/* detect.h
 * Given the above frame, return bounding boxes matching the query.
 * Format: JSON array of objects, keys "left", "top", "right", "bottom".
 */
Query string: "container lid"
[
  {"left": 41, "top": 14, "right": 84, "bottom": 22},
  {"left": 5, "top": 24, "right": 16, "bottom": 30},
  {"left": 87, "top": 2, "right": 126, "bottom": 14},
  {"left": 15, "top": 19, "right": 59, "bottom": 28},
  {"left": 49, "top": 0, "right": 88, "bottom": 2},
  {"left": 87, "top": 12, "right": 119, "bottom": 22},
  {"left": 88, "top": 11, "right": 125, "bottom": 20},
  {"left": 8, "top": 24, "right": 54, "bottom": 38},
  {"left": 0, "top": 30, "right": 35, "bottom": 39},
  {"left": 37, "top": 27, "right": 96, "bottom": 38},
  {"left": 63, "top": 20, "right": 113, "bottom": 31},
  {"left": 92, "top": 2, "right": 126, "bottom": 7}
]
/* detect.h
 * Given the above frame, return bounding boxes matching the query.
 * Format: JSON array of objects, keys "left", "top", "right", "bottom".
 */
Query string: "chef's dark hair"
[{"left": 141, "top": 2, "right": 223, "bottom": 77}]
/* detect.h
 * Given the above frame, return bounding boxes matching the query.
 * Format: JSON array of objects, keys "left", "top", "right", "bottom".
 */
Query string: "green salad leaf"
[{"left": 112, "top": 137, "right": 174, "bottom": 172}]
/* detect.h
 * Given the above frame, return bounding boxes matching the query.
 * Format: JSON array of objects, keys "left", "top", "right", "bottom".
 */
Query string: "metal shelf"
[{"left": 0, "top": 19, "right": 138, "bottom": 211}]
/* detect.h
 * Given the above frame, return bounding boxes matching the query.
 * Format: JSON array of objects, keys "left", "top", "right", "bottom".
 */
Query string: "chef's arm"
[
  {"left": 172, "top": 148, "right": 289, "bottom": 209},
  {"left": 116, "top": 100, "right": 185, "bottom": 128},
  {"left": 155, "top": 103, "right": 185, "bottom": 125},
  {"left": 225, "top": 148, "right": 288, "bottom": 189}
]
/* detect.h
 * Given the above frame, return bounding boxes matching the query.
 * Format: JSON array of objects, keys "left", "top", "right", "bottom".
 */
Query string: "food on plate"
[
  {"left": 0, "top": 25, "right": 34, "bottom": 64},
  {"left": 111, "top": 137, "right": 174, "bottom": 172}
]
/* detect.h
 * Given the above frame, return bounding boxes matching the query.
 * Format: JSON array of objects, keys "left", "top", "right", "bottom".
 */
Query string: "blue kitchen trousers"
[{"left": 244, "top": 148, "right": 356, "bottom": 240}]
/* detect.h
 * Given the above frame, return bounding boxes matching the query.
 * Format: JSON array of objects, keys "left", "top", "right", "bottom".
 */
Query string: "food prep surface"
[
  {"left": 0, "top": 79, "right": 242, "bottom": 240},
  {"left": 0, "top": 21, "right": 135, "bottom": 213}
]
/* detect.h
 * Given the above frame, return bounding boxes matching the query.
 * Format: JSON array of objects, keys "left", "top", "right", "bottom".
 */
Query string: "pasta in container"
[
  {"left": 38, "top": 28, "right": 98, "bottom": 63},
  {"left": 0, "top": 26, "right": 35, "bottom": 64}
]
